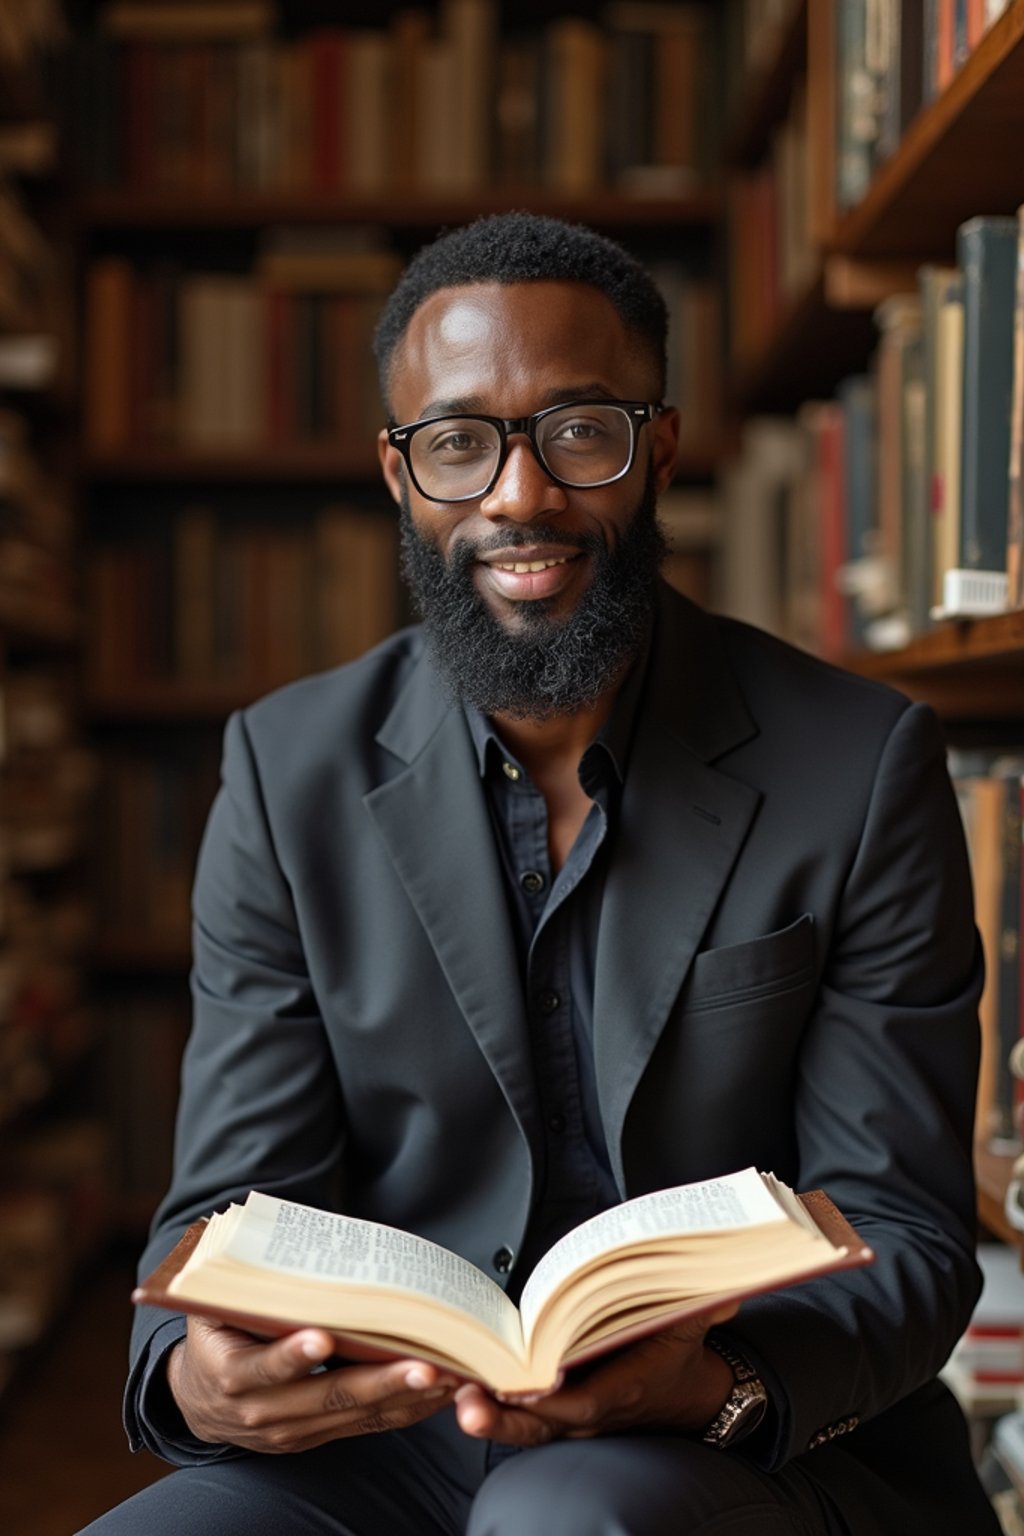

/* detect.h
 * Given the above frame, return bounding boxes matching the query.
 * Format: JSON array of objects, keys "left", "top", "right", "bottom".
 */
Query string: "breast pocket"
[{"left": 683, "top": 913, "right": 817, "bottom": 1015}]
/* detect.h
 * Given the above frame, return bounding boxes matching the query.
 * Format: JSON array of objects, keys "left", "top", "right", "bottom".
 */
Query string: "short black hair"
[{"left": 373, "top": 212, "right": 668, "bottom": 415}]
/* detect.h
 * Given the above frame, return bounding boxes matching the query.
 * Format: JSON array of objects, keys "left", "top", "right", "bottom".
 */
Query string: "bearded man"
[{"left": 83, "top": 214, "right": 999, "bottom": 1536}]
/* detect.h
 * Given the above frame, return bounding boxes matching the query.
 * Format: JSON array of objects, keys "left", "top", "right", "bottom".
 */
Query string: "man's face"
[{"left": 378, "top": 281, "right": 680, "bottom": 718}]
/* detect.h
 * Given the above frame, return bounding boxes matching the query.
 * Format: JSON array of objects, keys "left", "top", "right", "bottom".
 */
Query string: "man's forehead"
[{"left": 390, "top": 279, "right": 640, "bottom": 409}]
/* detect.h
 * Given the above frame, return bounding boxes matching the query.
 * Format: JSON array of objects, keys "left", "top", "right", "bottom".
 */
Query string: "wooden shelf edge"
[
  {"left": 86, "top": 686, "right": 255, "bottom": 720},
  {"left": 725, "top": 0, "right": 808, "bottom": 167},
  {"left": 846, "top": 609, "right": 1024, "bottom": 677},
  {"left": 831, "top": 0, "right": 1024, "bottom": 258},
  {"left": 975, "top": 1142, "right": 1024, "bottom": 1253},
  {"left": 79, "top": 187, "right": 723, "bottom": 233},
  {"left": 82, "top": 447, "right": 384, "bottom": 482},
  {"left": 728, "top": 266, "right": 880, "bottom": 413}
]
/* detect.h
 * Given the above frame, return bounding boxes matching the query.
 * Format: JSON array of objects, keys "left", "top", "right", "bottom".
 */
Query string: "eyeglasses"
[{"left": 386, "top": 400, "right": 661, "bottom": 503}]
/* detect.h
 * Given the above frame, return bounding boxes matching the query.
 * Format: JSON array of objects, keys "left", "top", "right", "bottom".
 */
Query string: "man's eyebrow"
[{"left": 415, "top": 384, "right": 619, "bottom": 422}]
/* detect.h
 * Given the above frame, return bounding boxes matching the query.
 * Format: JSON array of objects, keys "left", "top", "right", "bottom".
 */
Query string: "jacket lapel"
[
  {"left": 594, "top": 589, "right": 762, "bottom": 1191},
  {"left": 364, "top": 650, "right": 539, "bottom": 1150}
]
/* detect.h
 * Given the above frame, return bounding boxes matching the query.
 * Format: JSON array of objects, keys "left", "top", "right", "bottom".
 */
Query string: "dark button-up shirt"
[{"left": 463, "top": 648, "right": 649, "bottom": 1300}]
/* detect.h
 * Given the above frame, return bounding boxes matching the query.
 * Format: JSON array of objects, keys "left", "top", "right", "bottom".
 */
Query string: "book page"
[
  {"left": 519, "top": 1168, "right": 790, "bottom": 1338},
  {"left": 219, "top": 1192, "right": 518, "bottom": 1339}
]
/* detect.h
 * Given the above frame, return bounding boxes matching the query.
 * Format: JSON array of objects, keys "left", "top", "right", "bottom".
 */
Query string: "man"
[{"left": 84, "top": 214, "right": 999, "bottom": 1534}]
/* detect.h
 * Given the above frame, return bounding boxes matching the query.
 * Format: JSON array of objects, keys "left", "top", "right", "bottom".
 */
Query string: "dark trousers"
[{"left": 78, "top": 1394, "right": 1001, "bottom": 1536}]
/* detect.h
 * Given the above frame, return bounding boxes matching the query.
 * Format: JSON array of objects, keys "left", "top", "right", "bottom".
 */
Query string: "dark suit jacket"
[{"left": 126, "top": 584, "right": 988, "bottom": 1510}]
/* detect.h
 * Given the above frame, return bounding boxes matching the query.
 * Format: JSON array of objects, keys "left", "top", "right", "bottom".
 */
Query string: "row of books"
[
  {"left": 82, "top": 245, "right": 723, "bottom": 459},
  {"left": 942, "top": 1244, "right": 1024, "bottom": 1453},
  {"left": 77, "top": 0, "right": 716, "bottom": 200},
  {"left": 836, "top": 0, "right": 1016, "bottom": 213},
  {"left": 950, "top": 752, "right": 1024, "bottom": 1157},
  {"left": 101, "top": 990, "right": 191, "bottom": 1220},
  {"left": 726, "top": 71, "right": 815, "bottom": 370},
  {"left": 94, "top": 749, "right": 220, "bottom": 955},
  {"left": 985, "top": 1409, "right": 1024, "bottom": 1530},
  {"left": 0, "top": 1120, "right": 113, "bottom": 1389},
  {"left": 83, "top": 242, "right": 399, "bottom": 456},
  {"left": 88, "top": 503, "right": 401, "bottom": 698},
  {"left": 0, "top": 407, "right": 77, "bottom": 641},
  {"left": 716, "top": 208, "right": 1024, "bottom": 660}
]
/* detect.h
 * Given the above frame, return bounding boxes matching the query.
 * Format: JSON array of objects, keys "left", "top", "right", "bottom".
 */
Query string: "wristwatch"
[{"left": 700, "top": 1335, "right": 768, "bottom": 1449}]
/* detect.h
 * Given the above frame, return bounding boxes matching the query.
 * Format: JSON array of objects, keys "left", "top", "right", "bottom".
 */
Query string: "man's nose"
[{"left": 477, "top": 436, "right": 569, "bottom": 521}]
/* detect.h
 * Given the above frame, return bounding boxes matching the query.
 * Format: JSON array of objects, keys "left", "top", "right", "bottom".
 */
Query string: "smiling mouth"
[{"left": 490, "top": 556, "right": 575, "bottom": 574}]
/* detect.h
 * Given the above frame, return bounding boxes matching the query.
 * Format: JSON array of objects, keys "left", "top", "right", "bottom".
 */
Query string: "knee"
[{"left": 468, "top": 1444, "right": 635, "bottom": 1536}]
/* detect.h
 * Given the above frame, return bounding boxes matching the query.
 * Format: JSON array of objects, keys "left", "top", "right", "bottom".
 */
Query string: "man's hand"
[
  {"left": 454, "top": 1311, "right": 737, "bottom": 1448},
  {"left": 167, "top": 1315, "right": 458, "bottom": 1454}
]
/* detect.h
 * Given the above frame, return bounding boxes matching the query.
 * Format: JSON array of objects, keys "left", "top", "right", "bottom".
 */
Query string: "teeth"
[{"left": 494, "top": 557, "right": 570, "bottom": 573}]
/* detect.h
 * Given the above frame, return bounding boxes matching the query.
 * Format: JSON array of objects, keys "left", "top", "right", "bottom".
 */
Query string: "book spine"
[
  {"left": 957, "top": 216, "right": 1018, "bottom": 574},
  {"left": 1008, "top": 206, "right": 1024, "bottom": 609}
]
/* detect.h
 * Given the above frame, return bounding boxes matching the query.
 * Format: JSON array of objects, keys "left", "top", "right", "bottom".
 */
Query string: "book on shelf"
[
  {"left": 134, "top": 1168, "right": 874, "bottom": 1397},
  {"left": 1008, "top": 204, "right": 1024, "bottom": 610},
  {"left": 83, "top": 254, "right": 394, "bottom": 456},
  {"left": 947, "top": 215, "right": 1018, "bottom": 614},
  {"left": 88, "top": 503, "right": 400, "bottom": 697},
  {"left": 99, "top": 2, "right": 277, "bottom": 40},
  {"left": 104, "top": 992, "right": 191, "bottom": 1213}
]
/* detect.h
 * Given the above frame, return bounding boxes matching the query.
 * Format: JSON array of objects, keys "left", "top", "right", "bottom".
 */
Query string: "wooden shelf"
[
  {"left": 0, "top": 600, "right": 79, "bottom": 649},
  {"left": 82, "top": 445, "right": 383, "bottom": 484},
  {"left": 86, "top": 684, "right": 258, "bottom": 721},
  {"left": 94, "top": 936, "right": 191, "bottom": 973},
  {"left": 975, "top": 1142, "right": 1024, "bottom": 1254},
  {"left": 79, "top": 187, "right": 723, "bottom": 234},
  {"left": 846, "top": 609, "right": 1024, "bottom": 720},
  {"left": 831, "top": 0, "right": 1024, "bottom": 260},
  {"left": 729, "top": 267, "right": 879, "bottom": 413},
  {"left": 726, "top": 0, "right": 807, "bottom": 167}
]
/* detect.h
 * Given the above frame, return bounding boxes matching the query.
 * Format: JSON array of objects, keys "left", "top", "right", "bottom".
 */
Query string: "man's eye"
[
  {"left": 551, "top": 419, "right": 605, "bottom": 443},
  {"left": 429, "top": 431, "right": 487, "bottom": 455}
]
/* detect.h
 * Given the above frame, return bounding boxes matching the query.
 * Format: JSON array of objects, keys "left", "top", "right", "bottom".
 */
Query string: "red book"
[{"left": 309, "top": 30, "right": 344, "bottom": 193}]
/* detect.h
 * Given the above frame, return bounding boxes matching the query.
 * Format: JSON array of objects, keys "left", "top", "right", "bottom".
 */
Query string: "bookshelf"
[
  {"left": 717, "top": 0, "right": 1024, "bottom": 1267},
  {"left": 71, "top": 0, "right": 728, "bottom": 1231},
  {"left": 727, "top": 0, "right": 1024, "bottom": 408},
  {"left": 0, "top": 0, "right": 113, "bottom": 1403}
]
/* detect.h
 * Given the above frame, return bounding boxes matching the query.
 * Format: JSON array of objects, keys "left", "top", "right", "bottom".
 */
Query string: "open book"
[{"left": 134, "top": 1167, "right": 874, "bottom": 1395}]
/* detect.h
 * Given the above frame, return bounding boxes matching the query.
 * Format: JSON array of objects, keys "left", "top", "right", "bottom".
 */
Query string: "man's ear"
[
  {"left": 651, "top": 406, "right": 681, "bottom": 494},
  {"left": 378, "top": 428, "right": 404, "bottom": 505}
]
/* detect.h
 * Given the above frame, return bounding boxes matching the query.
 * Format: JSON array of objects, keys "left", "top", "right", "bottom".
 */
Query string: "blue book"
[
  {"left": 957, "top": 216, "right": 1018, "bottom": 573},
  {"left": 836, "top": 374, "right": 876, "bottom": 647}
]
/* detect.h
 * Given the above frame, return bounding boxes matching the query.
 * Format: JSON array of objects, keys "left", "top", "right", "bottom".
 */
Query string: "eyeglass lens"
[{"left": 409, "top": 404, "right": 635, "bottom": 498}]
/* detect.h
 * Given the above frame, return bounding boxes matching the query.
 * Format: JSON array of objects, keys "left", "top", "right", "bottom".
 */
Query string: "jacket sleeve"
[{"left": 725, "top": 702, "right": 984, "bottom": 1469}]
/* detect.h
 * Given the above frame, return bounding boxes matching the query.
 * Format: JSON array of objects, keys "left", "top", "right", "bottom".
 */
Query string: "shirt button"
[
  {"left": 493, "top": 1246, "right": 514, "bottom": 1274},
  {"left": 537, "top": 990, "right": 560, "bottom": 1015},
  {"left": 501, "top": 761, "right": 521, "bottom": 782},
  {"left": 548, "top": 1113, "right": 566, "bottom": 1134},
  {"left": 520, "top": 869, "right": 545, "bottom": 895}
]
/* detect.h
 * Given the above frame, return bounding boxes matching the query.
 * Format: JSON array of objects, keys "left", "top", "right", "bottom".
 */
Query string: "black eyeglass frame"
[{"left": 386, "top": 399, "right": 663, "bottom": 503}]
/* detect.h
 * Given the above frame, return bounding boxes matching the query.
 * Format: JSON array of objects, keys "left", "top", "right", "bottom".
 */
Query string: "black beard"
[{"left": 398, "top": 470, "right": 666, "bottom": 720}]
